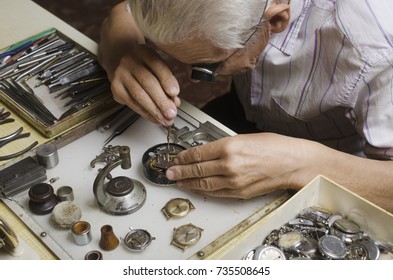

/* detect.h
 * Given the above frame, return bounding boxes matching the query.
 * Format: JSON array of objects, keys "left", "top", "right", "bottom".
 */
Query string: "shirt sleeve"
[{"left": 349, "top": 53, "right": 393, "bottom": 160}]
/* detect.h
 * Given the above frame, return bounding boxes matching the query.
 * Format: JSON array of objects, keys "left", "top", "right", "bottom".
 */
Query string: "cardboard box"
[{"left": 190, "top": 175, "right": 393, "bottom": 260}]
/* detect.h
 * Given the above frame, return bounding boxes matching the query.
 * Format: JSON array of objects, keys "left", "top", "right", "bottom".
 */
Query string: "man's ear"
[{"left": 264, "top": 3, "right": 290, "bottom": 33}]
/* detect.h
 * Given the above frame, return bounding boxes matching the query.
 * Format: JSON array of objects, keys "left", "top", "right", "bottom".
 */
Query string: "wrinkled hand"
[
  {"left": 166, "top": 133, "right": 317, "bottom": 198},
  {"left": 109, "top": 44, "right": 181, "bottom": 126}
]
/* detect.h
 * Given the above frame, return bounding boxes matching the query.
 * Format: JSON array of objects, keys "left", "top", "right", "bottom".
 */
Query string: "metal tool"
[
  {"left": 48, "top": 63, "right": 99, "bottom": 89},
  {"left": 0, "top": 111, "right": 11, "bottom": 120},
  {"left": 16, "top": 37, "right": 60, "bottom": 62},
  {"left": 168, "top": 121, "right": 230, "bottom": 148},
  {"left": 0, "top": 127, "right": 31, "bottom": 148},
  {"left": 35, "top": 52, "right": 89, "bottom": 86},
  {"left": 96, "top": 106, "right": 130, "bottom": 133},
  {"left": 32, "top": 42, "right": 74, "bottom": 58},
  {"left": 0, "top": 141, "right": 38, "bottom": 161},
  {"left": 0, "top": 79, "right": 57, "bottom": 125},
  {"left": 167, "top": 125, "right": 172, "bottom": 150},
  {"left": 0, "top": 156, "right": 47, "bottom": 198},
  {"left": 62, "top": 80, "right": 110, "bottom": 107},
  {"left": 14, "top": 54, "right": 60, "bottom": 81},
  {"left": 0, "top": 118, "right": 14, "bottom": 125},
  {"left": 91, "top": 145, "right": 146, "bottom": 215},
  {"left": 103, "top": 112, "right": 140, "bottom": 146}
]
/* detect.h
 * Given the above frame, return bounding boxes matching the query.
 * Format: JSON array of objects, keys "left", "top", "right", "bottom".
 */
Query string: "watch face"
[
  {"left": 171, "top": 224, "right": 203, "bottom": 250},
  {"left": 253, "top": 245, "right": 286, "bottom": 260},
  {"left": 242, "top": 249, "right": 255, "bottom": 260},
  {"left": 124, "top": 229, "right": 154, "bottom": 251},
  {"left": 278, "top": 232, "right": 305, "bottom": 251},
  {"left": 162, "top": 198, "right": 195, "bottom": 219}
]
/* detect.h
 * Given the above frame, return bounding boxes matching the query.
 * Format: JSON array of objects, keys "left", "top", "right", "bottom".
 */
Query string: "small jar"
[
  {"left": 71, "top": 221, "right": 92, "bottom": 246},
  {"left": 28, "top": 183, "right": 58, "bottom": 215}
]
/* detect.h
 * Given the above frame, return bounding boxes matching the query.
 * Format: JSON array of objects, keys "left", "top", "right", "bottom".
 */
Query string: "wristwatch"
[
  {"left": 123, "top": 228, "right": 155, "bottom": 251},
  {"left": 171, "top": 223, "right": 203, "bottom": 251},
  {"left": 161, "top": 198, "right": 195, "bottom": 220}
]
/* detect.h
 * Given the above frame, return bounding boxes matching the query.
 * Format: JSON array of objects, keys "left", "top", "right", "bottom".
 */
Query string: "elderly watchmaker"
[{"left": 98, "top": 0, "right": 393, "bottom": 213}]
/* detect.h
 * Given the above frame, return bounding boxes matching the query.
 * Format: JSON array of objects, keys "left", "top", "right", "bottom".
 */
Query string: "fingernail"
[
  {"left": 166, "top": 169, "right": 175, "bottom": 180},
  {"left": 165, "top": 108, "right": 177, "bottom": 119},
  {"left": 168, "top": 86, "right": 179, "bottom": 95}
]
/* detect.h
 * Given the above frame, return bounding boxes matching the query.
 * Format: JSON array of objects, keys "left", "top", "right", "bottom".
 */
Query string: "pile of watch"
[{"left": 243, "top": 206, "right": 393, "bottom": 260}]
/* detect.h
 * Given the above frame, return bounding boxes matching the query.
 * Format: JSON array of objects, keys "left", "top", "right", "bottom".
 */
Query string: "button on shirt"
[{"left": 233, "top": 0, "right": 393, "bottom": 159}]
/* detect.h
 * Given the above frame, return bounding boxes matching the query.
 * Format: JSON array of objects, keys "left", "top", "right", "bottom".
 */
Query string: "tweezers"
[{"left": 103, "top": 112, "right": 140, "bottom": 146}]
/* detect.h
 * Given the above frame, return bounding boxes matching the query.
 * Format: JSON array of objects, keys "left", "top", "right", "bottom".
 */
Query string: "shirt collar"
[{"left": 268, "top": 0, "right": 311, "bottom": 55}]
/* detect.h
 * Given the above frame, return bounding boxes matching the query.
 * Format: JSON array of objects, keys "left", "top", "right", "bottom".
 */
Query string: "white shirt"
[{"left": 234, "top": 0, "right": 393, "bottom": 159}]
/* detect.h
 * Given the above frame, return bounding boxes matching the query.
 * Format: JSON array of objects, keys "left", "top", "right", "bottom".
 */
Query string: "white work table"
[{"left": 0, "top": 0, "right": 287, "bottom": 260}]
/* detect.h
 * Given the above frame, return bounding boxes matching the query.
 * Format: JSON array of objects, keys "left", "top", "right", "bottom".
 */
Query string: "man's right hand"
[
  {"left": 98, "top": 1, "right": 180, "bottom": 126},
  {"left": 109, "top": 44, "right": 180, "bottom": 126}
]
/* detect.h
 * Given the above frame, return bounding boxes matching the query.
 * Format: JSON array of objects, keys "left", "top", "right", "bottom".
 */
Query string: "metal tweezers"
[
  {"left": 103, "top": 111, "right": 140, "bottom": 146},
  {"left": 0, "top": 79, "right": 57, "bottom": 125}
]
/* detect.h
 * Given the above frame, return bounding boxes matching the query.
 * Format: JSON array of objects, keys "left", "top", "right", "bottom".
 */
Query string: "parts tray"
[{"left": 0, "top": 28, "right": 118, "bottom": 138}]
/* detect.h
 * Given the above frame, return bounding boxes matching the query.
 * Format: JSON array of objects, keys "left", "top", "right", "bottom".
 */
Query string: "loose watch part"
[
  {"left": 332, "top": 218, "right": 361, "bottom": 234},
  {"left": 171, "top": 223, "right": 203, "bottom": 251},
  {"left": 253, "top": 245, "right": 286, "bottom": 260},
  {"left": 358, "top": 239, "right": 380, "bottom": 260},
  {"left": 294, "top": 236, "right": 319, "bottom": 259},
  {"left": 242, "top": 249, "right": 255, "bottom": 260},
  {"left": 298, "top": 206, "right": 332, "bottom": 224},
  {"left": 161, "top": 198, "right": 195, "bottom": 220},
  {"left": 345, "top": 243, "right": 368, "bottom": 260},
  {"left": 278, "top": 231, "right": 305, "bottom": 252},
  {"left": 318, "top": 234, "right": 347, "bottom": 259},
  {"left": 142, "top": 143, "right": 186, "bottom": 185},
  {"left": 123, "top": 228, "right": 155, "bottom": 251}
]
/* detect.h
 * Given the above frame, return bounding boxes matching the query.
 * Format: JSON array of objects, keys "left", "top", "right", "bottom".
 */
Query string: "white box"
[{"left": 190, "top": 175, "right": 393, "bottom": 260}]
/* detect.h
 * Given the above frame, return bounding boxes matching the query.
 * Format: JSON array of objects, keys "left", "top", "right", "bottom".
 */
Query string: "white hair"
[{"left": 129, "top": 0, "right": 272, "bottom": 50}]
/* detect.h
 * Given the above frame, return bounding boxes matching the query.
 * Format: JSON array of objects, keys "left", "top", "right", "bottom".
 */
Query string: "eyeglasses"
[{"left": 191, "top": 2, "right": 269, "bottom": 82}]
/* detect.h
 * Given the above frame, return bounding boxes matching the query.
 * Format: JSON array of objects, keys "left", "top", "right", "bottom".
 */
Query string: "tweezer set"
[
  {"left": 0, "top": 28, "right": 110, "bottom": 126},
  {"left": 0, "top": 28, "right": 112, "bottom": 160}
]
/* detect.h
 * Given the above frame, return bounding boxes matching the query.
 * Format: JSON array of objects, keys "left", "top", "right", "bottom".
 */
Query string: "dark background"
[{"left": 32, "top": 0, "right": 230, "bottom": 108}]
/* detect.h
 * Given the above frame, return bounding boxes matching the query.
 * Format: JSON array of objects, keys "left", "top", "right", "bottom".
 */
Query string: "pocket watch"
[
  {"left": 171, "top": 223, "right": 203, "bottom": 251},
  {"left": 123, "top": 228, "right": 155, "bottom": 251},
  {"left": 161, "top": 198, "right": 195, "bottom": 220}
]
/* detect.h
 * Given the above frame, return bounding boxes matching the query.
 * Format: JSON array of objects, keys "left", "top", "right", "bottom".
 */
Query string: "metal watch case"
[
  {"left": 171, "top": 223, "right": 203, "bottom": 251},
  {"left": 123, "top": 228, "right": 155, "bottom": 251},
  {"left": 161, "top": 198, "right": 195, "bottom": 219}
]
